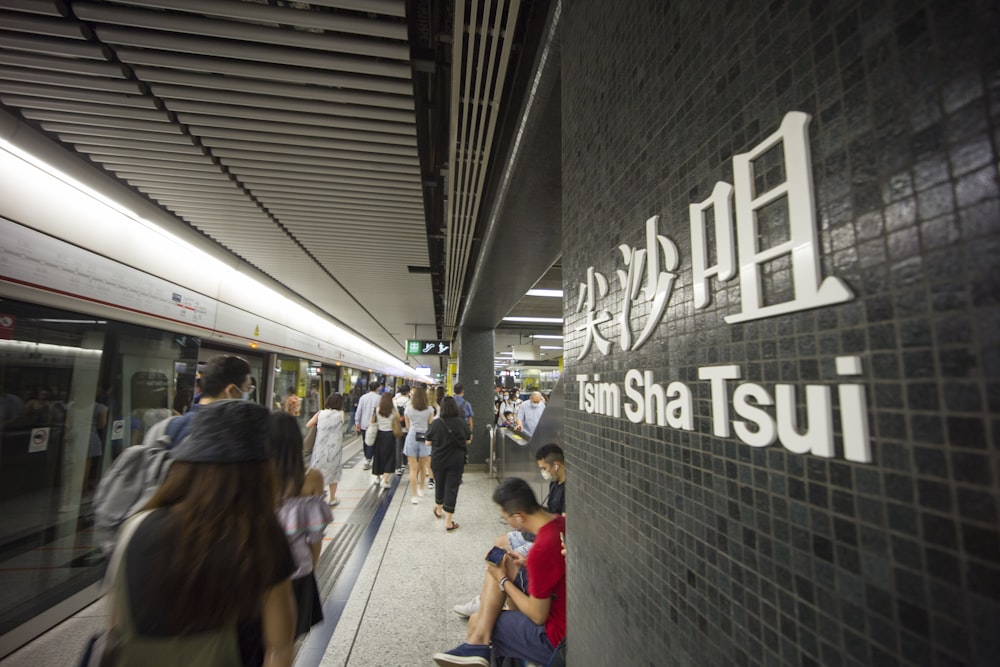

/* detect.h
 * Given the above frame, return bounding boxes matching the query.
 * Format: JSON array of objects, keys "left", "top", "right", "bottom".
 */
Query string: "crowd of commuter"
[{"left": 89, "top": 356, "right": 566, "bottom": 667}]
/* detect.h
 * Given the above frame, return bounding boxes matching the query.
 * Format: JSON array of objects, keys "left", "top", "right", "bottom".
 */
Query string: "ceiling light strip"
[
  {"left": 449, "top": 0, "right": 495, "bottom": 324},
  {"left": 443, "top": 0, "right": 520, "bottom": 330},
  {"left": 453, "top": 0, "right": 520, "bottom": 327}
]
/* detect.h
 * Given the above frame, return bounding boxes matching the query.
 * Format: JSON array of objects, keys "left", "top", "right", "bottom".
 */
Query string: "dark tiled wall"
[{"left": 561, "top": 1, "right": 999, "bottom": 665}]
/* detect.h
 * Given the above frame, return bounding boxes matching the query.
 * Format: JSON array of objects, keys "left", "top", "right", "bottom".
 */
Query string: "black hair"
[
  {"left": 369, "top": 383, "right": 380, "bottom": 392},
  {"left": 492, "top": 477, "right": 542, "bottom": 515},
  {"left": 200, "top": 355, "right": 251, "bottom": 397},
  {"left": 268, "top": 411, "right": 304, "bottom": 500},
  {"left": 326, "top": 393, "right": 344, "bottom": 410},
  {"left": 453, "top": 382, "right": 464, "bottom": 395},
  {"left": 535, "top": 443, "right": 565, "bottom": 464},
  {"left": 439, "top": 396, "right": 460, "bottom": 419},
  {"left": 400, "top": 384, "right": 411, "bottom": 394}
]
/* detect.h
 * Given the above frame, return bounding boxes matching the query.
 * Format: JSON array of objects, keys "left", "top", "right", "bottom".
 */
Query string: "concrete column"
[{"left": 456, "top": 326, "right": 494, "bottom": 467}]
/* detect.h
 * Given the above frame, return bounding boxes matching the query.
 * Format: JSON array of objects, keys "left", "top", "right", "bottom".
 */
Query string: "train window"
[{"left": 0, "top": 298, "right": 198, "bottom": 640}]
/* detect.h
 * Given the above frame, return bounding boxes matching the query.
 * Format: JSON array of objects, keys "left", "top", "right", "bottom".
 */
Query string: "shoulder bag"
[
  {"left": 78, "top": 511, "right": 153, "bottom": 667},
  {"left": 364, "top": 414, "right": 378, "bottom": 446}
]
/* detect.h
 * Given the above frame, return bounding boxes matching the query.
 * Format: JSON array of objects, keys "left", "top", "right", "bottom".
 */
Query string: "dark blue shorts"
[{"left": 490, "top": 572, "right": 554, "bottom": 664}]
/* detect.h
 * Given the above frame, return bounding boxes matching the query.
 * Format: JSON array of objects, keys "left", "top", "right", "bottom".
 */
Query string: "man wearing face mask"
[
  {"left": 515, "top": 391, "right": 545, "bottom": 437},
  {"left": 452, "top": 444, "right": 566, "bottom": 618},
  {"left": 162, "top": 355, "right": 255, "bottom": 446},
  {"left": 95, "top": 355, "right": 253, "bottom": 553}
]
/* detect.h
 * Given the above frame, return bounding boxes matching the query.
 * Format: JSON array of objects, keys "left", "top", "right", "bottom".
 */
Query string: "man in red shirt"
[{"left": 433, "top": 477, "right": 566, "bottom": 667}]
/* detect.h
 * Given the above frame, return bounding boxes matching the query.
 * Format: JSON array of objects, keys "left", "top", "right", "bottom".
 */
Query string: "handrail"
[{"left": 486, "top": 424, "right": 497, "bottom": 480}]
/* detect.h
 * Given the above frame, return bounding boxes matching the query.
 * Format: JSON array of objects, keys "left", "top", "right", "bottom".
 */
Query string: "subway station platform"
[{"left": 0, "top": 434, "right": 513, "bottom": 667}]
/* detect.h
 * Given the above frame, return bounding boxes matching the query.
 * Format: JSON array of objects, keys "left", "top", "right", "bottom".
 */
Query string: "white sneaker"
[
  {"left": 417, "top": 487, "right": 425, "bottom": 497},
  {"left": 379, "top": 480, "right": 392, "bottom": 489},
  {"left": 452, "top": 595, "right": 481, "bottom": 617},
  {"left": 411, "top": 496, "right": 420, "bottom": 504},
  {"left": 371, "top": 476, "right": 380, "bottom": 485},
  {"left": 362, "top": 459, "right": 371, "bottom": 470}
]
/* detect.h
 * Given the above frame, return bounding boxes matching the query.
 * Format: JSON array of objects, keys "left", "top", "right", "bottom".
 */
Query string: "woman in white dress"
[
  {"left": 402, "top": 387, "right": 435, "bottom": 504},
  {"left": 305, "top": 393, "right": 345, "bottom": 506}
]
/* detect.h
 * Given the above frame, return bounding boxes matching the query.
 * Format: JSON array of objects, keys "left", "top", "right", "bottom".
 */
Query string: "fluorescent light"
[
  {"left": 497, "top": 352, "right": 513, "bottom": 356},
  {"left": 502, "top": 317, "right": 563, "bottom": 323},
  {"left": 539, "top": 346, "right": 563, "bottom": 350},
  {"left": 531, "top": 334, "right": 564, "bottom": 339},
  {"left": 526, "top": 289, "right": 563, "bottom": 298}
]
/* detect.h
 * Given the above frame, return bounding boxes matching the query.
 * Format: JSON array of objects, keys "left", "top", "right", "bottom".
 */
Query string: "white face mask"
[
  {"left": 530, "top": 402, "right": 539, "bottom": 408},
  {"left": 540, "top": 469, "right": 552, "bottom": 481},
  {"left": 241, "top": 390, "right": 251, "bottom": 401}
]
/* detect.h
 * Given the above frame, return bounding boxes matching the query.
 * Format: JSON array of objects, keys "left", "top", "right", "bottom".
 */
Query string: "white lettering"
[
  {"left": 726, "top": 111, "right": 853, "bottom": 323},
  {"left": 836, "top": 356, "right": 871, "bottom": 463},
  {"left": 624, "top": 369, "right": 644, "bottom": 423},
  {"left": 576, "top": 374, "right": 590, "bottom": 411},
  {"left": 644, "top": 371, "right": 667, "bottom": 426},
  {"left": 732, "top": 382, "right": 776, "bottom": 447},
  {"left": 598, "top": 381, "right": 621, "bottom": 418},
  {"left": 775, "top": 384, "right": 833, "bottom": 457},
  {"left": 690, "top": 181, "right": 736, "bottom": 309},
  {"left": 698, "top": 365, "right": 741, "bottom": 437},
  {"left": 665, "top": 381, "right": 693, "bottom": 430}
]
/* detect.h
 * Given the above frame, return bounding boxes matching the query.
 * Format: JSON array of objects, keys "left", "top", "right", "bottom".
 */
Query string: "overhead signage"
[
  {"left": 572, "top": 111, "right": 870, "bottom": 463},
  {"left": 407, "top": 339, "right": 452, "bottom": 356}
]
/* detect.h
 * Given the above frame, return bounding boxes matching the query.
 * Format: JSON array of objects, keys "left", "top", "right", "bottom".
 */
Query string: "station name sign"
[{"left": 572, "top": 111, "right": 871, "bottom": 463}]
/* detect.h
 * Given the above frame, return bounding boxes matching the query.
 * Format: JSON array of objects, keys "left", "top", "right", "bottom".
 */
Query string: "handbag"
[
  {"left": 303, "top": 424, "right": 317, "bottom": 458},
  {"left": 391, "top": 414, "right": 403, "bottom": 439},
  {"left": 364, "top": 414, "right": 378, "bottom": 446}
]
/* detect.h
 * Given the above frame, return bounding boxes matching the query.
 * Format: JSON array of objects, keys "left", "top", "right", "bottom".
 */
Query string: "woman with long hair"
[
  {"left": 425, "top": 396, "right": 470, "bottom": 531},
  {"left": 269, "top": 411, "right": 333, "bottom": 639},
  {"left": 370, "top": 392, "right": 400, "bottom": 489},
  {"left": 402, "top": 387, "right": 434, "bottom": 504},
  {"left": 103, "top": 400, "right": 295, "bottom": 666},
  {"left": 305, "top": 393, "right": 346, "bottom": 506}
]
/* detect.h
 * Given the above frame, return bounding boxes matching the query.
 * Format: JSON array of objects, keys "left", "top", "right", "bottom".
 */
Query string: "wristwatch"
[{"left": 498, "top": 576, "right": 509, "bottom": 592}]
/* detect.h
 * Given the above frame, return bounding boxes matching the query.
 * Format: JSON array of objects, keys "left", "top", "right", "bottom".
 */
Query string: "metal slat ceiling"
[{"left": 0, "top": 0, "right": 432, "bottom": 357}]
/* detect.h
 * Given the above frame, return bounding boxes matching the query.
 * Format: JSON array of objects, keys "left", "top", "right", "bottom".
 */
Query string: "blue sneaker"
[{"left": 432, "top": 642, "right": 490, "bottom": 666}]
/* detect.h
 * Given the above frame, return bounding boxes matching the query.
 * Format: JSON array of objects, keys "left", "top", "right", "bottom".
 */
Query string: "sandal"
[
  {"left": 433, "top": 507, "right": 443, "bottom": 519},
  {"left": 446, "top": 522, "right": 460, "bottom": 532}
]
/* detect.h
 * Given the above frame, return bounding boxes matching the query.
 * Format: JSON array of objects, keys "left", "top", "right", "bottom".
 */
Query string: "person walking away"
[
  {"left": 269, "top": 411, "right": 332, "bottom": 638},
  {"left": 403, "top": 387, "right": 434, "bottom": 504},
  {"left": 428, "top": 387, "right": 445, "bottom": 490},
  {"left": 305, "top": 393, "right": 346, "bottom": 507},
  {"left": 98, "top": 400, "right": 296, "bottom": 666},
  {"left": 370, "top": 392, "right": 400, "bottom": 489},
  {"left": 354, "top": 383, "right": 381, "bottom": 469},
  {"left": 425, "top": 397, "right": 470, "bottom": 531},
  {"left": 452, "top": 383, "right": 474, "bottom": 436},
  {"left": 392, "top": 384, "right": 412, "bottom": 475}
]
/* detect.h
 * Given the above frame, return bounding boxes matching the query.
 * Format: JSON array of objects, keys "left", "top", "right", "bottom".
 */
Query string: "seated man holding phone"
[
  {"left": 432, "top": 477, "right": 566, "bottom": 667},
  {"left": 453, "top": 444, "right": 566, "bottom": 618}
]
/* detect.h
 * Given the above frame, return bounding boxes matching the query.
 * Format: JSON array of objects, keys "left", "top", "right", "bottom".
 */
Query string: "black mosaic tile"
[{"left": 561, "top": 1, "right": 1000, "bottom": 664}]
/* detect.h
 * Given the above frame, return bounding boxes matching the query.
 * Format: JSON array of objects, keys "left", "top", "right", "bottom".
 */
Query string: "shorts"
[
  {"left": 490, "top": 609, "right": 554, "bottom": 664},
  {"left": 403, "top": 429, "right": 431, "bottom": 458},
  {"left": 507, "top": 530, "right": 533, "bottom": 557}
]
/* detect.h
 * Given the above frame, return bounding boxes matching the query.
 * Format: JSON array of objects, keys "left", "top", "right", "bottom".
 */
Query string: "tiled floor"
[{"left": 1, "top": 434, "right": 509, "bottom": 667}]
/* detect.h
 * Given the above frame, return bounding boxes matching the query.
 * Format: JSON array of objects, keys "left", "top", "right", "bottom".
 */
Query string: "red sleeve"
[{"left": 526, "top": 517, "right": 565, "bottom": 600}]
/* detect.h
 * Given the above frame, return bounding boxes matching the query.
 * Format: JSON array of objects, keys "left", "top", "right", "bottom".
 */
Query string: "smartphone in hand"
[{"left": 485, "top": 546, "right": 506, "bottom": 566}]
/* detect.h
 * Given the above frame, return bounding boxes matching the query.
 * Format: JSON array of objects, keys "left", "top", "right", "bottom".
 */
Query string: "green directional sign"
[{"left": 407, "top": 339, "right": 452, "bottom": 356}]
